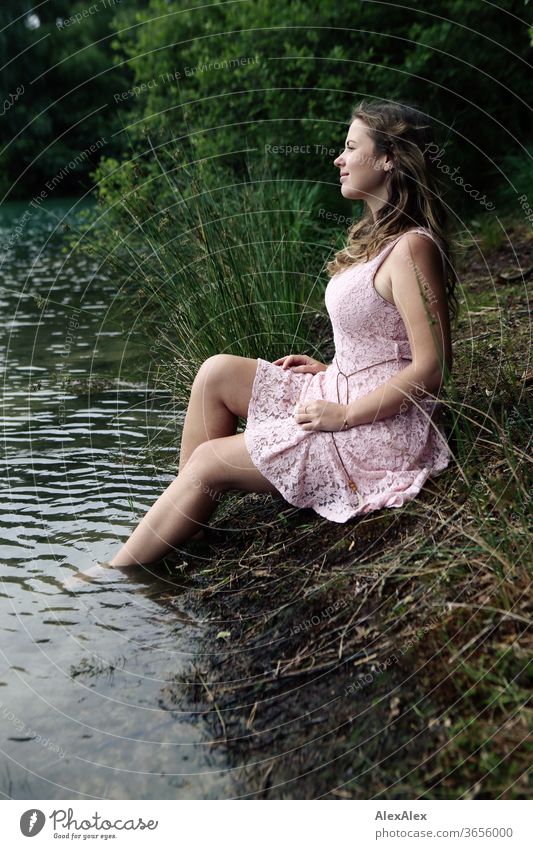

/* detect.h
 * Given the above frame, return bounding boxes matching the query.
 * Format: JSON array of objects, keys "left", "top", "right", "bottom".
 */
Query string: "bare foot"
[
  {"left": 62, "top": 561, "right": 125, "bottom": 590},
  {"left": 64, "top": 529, "right": 208, "bottom": 590}
]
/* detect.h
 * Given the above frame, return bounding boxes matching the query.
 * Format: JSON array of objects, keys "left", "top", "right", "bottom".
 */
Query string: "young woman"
[{"left": 103, "top": 99, "right": 458, "bottom": 572}]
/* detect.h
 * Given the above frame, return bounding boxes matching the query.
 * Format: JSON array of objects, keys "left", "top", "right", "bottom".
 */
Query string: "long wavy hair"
[{"left": 326, "top": 99, "right": 460, "bottom": 323}]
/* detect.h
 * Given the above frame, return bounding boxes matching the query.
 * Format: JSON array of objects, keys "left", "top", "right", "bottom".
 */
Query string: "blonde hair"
[{"left": 326, "top": 99, "right": 460, "bottom": 323}]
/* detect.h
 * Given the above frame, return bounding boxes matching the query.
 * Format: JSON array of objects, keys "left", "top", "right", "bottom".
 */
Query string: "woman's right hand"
[{"left": 272, "top": 354, "right": 328, "bottom": 374}]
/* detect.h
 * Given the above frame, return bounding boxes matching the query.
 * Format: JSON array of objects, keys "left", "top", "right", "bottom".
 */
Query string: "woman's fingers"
[
  {"left": 273, "top": 357, "right": 327, "bottom": 375},
  {"left": 280, "top": 357, "right": 297, "bottom": 368},
  {"left": 273, "top": 354, "right": 306, "bottom": 366},
  {"left": 283, "top": 355, "right": 310, "bottom": 369}
]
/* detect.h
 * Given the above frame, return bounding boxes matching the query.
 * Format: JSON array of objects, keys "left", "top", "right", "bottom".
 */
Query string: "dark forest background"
[{"left": 1, "top": 0, "right": 531, "bottom": 215}]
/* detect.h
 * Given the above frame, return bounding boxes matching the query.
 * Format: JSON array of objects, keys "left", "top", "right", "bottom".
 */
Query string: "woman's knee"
[
  {"left": 195, "top": 353, "right": 234, "bottom": 387},
  {"left": 182, "top": 441, "right": 230, "bottom": 494}
]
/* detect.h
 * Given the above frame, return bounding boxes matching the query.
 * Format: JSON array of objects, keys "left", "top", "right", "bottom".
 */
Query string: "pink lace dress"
[{"left": 243, "top": 226, "right": 451, "bottom": 523}]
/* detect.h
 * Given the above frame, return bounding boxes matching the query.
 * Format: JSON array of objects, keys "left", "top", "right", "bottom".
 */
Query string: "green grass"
[
  {"left": 155, "top": 221, "right": 531, "bottom": 800},
  {"left": 69, "top": 138, "right": 332, "bottom": 409},
  {"left": 81, "top": 147, "right": 532, "bottom": 797}
]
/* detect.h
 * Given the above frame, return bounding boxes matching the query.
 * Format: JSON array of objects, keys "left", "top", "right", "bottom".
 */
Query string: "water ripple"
[{"left": 0, "top": 199, "right": 232, "bottom": 799}]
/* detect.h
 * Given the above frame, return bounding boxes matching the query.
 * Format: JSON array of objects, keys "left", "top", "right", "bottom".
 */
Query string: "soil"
[{"left": 153, "top": 219, "right": 533, "bottom": 799}]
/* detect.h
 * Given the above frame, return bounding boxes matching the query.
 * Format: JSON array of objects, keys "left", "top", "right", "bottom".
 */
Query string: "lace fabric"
[{"left": 243, "top": 227, "right": 451, "bottom": 523}]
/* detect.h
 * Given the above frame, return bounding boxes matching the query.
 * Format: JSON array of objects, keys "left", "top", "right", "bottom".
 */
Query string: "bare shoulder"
[
  {"left": 388, "top": 231, "right": 452, "bottom": 374},
  {"left": 389, "top": 233, "right": 445, "bottom": 283},
  {"left": 388, "top": 231, "right": 446, "bottom": 298}
]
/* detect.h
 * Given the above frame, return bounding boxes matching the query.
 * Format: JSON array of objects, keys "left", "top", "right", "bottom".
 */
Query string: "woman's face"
[{"left": 333, "top": 118, "right": 393, "bottom": 206}]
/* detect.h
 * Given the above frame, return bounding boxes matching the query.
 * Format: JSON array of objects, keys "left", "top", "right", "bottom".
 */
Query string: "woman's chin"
[{"left": 340, "top": 183, "right": 360, "bottom": 200}]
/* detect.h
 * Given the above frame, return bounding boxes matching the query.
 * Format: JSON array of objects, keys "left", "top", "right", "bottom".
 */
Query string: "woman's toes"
[{"left": 62, "top": 561, "right": 122, "bottom": 590}]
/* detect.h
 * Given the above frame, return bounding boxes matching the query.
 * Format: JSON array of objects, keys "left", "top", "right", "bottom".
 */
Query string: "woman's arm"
[
  {"left": 345, "top": 361, "right": 442, "bottom": 427},
  {"left": 345, "top": 232, "right": 452, "bottom": 428}
]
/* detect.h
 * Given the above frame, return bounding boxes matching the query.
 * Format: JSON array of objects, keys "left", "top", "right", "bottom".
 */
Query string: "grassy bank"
[
  {"left": 152, "top": 218, "right": 532, "bottom": 799},
  {"left": 76, "top": 154, "right": 532, "bottom": 796}
]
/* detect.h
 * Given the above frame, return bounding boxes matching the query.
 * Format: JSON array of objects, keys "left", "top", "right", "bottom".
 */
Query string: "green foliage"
[
  {"left": 2, "top": 0, "right": 531, "bottom": 211},
  {"left": 74, "top": 136, "right": 331, "bottom": 408},
  {"left": 0, "top": 0, "right": 135, "bottom": 199},
  {"left": 96, "top": 0, "right": 532, "bottom": 217},
  {"left": 492, "top": 143, "right": 533, "bottom": 217}
]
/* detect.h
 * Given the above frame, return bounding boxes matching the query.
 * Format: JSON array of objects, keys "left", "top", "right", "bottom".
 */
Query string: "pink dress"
[{"left": 243, "top": 226, "right": 451, "bottom": 523}]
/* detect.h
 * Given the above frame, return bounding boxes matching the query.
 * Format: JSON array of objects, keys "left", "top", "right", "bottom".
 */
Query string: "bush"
[
  {"left": 78, "top": 135, "right": 335, "bottom": 408},
  {"left": 104, "top": 0, "right": 532, "bottom": 217}
]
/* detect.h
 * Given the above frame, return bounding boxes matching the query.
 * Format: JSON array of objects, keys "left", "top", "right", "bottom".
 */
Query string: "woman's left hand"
[{"left": 294, "top": 399, "right": 348, "bottom": 432}]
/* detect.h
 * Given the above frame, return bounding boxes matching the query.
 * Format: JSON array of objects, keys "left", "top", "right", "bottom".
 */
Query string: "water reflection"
[{"left": 0, "top": 198, "right": 234, "bottom": 799}]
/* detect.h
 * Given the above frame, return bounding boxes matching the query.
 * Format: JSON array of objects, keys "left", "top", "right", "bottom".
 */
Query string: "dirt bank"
[{"left": 157, "top": 219, "right": 532, "bottom": 799}]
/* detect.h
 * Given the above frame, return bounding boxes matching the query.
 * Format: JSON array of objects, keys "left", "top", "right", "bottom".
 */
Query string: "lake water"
[{"left": 0, "top": 197, "right": 233, "bottom": 799}]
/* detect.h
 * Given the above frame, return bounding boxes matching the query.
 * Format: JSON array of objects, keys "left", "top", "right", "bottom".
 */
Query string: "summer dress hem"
[{"left": 244, "top": 358, "right": 450, "bottom": 524}]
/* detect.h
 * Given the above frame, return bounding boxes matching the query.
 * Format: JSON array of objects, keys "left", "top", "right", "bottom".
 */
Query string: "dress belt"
[
  {"left": 330, "top": 354, "right": 411, "bottom": 497},
  {"left": 333, "top": 354, "right": 411, "bottom": 382}
]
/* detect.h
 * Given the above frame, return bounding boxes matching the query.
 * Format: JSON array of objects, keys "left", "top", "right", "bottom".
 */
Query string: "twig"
[
  {"left": 446, "top": 604, "right": 533, "bottom": 627},
  {"left": 446, "top": 621, "right": 497, "bottom": 665},
  {"left": 197, "top": 671, "right": 227, "bottom": 742}
]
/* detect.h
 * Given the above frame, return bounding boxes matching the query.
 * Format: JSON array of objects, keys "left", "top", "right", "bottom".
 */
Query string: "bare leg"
[
  {"left": 177, "top": 354, "right": 258, "bottom": 541},
  {"left": 108, "top": 356, "right": 262, "bottom": 567},
  {"left": 178, "top": 354, "right": 258, "bottom": 473},
  {"left": 108, "top": 433, "right": 280, "bottom": 569},
  {"left": 108, "top": 462, "right": 224, "bottom": 567}
]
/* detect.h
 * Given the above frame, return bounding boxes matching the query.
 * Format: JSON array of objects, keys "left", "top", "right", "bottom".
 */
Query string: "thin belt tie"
[
  {"left": 330, "top": 357, "right": 365, "bottom": 496},
  {"left": 330, "top": 355, "right": 409, "bottom": 498}
]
